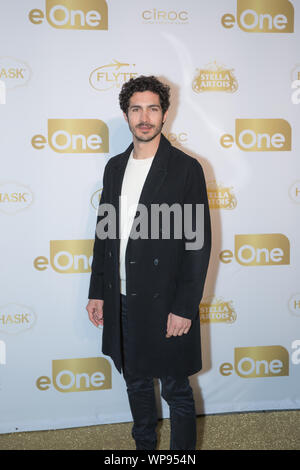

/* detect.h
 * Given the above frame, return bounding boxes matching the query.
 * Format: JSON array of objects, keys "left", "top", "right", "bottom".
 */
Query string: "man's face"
[{"left": 124, "top": 91, "right": 168, "bottom": 143}]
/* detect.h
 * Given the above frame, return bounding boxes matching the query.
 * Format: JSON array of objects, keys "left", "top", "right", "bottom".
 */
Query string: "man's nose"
[{"left": 140, "top": 109, "right": 150, "bottom": 122}]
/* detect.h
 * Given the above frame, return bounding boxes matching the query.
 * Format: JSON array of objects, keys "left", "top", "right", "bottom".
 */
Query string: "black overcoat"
[{"left": 88, "top": 134, "right": 211, "bottom": 377}]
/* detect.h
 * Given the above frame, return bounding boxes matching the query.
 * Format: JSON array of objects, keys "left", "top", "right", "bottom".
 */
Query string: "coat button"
[
  {"left": 153, "top": 292, "right": 160, "bottom": 299},
  {"left": 129, "top": 260, "right": 136, "bottom": 264},
  {"left": 131, "top": 292, "right": 137, "bottom": 297},
  {"left": 108, "top": 282, "right": 112, "bottom": 289},
  {"left": 108, "top": 251, "right": 112, "bottom": 257},
  {"left": 153, "top": 258, "right": 159, "bottom": 266}
]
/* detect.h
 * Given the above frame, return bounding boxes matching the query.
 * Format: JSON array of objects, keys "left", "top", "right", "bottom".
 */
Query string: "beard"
[{"left": 128, "top": 120, "right": 164, "bottom": 143}]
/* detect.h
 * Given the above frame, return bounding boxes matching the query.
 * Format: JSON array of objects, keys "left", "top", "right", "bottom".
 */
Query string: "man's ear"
[
  {"left": 123, "top": 112, "right": 128, "bottom": 122},
  {"left": 162, "top": 109, "right": 168, "bottom": 124}
]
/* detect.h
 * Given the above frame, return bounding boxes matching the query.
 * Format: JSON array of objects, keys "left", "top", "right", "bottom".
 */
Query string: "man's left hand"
[{"left": 166, "top": 313, "right": 191, "bottom": 338}]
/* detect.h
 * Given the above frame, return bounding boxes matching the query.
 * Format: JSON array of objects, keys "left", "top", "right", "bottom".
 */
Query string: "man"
[{"left": 86, "top": 76, "right": 211, "bottom": 450}]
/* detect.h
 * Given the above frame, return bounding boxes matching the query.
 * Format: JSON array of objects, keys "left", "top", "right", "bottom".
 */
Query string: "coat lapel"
[{"left": 111, "top": 133, "right": 171, "bottom": 258}]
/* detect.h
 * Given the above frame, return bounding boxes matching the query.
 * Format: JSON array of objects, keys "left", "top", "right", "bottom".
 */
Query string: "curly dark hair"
[{"left": 119, "top": 75, "right": 170, "bottom": 115}]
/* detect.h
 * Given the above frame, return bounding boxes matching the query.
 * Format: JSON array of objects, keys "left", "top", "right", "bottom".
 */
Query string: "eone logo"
[
  {"left": 221, "top": 0, "right": 294, "bottom": 33},
  {"left": 34, "top": 240, "right": 94, "bottom": 274},
  {"left": 36, "top": 357, "right": 112, "bottom": 392},
  {"left": 220, "top": 119, "right": 291, "bottom": 152},
  {"left": 220, "top": 342, "right": 300, "bottom": 378},
  {"left": 31, "top": 119, "right": 109, "bottom": 154},
  {"left": 219, "top": 234, "right": 290, "bottom": 266},
  {"left": 29, "top": 0, "right": 108, "bottom": 30}
]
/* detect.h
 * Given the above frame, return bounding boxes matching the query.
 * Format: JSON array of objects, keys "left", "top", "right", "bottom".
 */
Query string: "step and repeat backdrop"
[{"left": 0, "top": 0, "right": 300, "bottom": 434}]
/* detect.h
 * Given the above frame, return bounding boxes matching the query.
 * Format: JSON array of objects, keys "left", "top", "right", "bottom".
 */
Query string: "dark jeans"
[{"left": 120, "top": 293, "right": 197, "bottom": 450}]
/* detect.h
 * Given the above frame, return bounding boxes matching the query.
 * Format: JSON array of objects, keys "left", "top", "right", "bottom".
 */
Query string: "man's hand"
[
  {"left": 86, "top": 299, "right": 104, "bottom": 327},
  {"left": 166, "top": 313, "right": 191, "bottom": 338}
]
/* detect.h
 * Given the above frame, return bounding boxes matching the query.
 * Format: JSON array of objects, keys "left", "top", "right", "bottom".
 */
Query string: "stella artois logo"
[
  {"left": 207, "top": 181, "right": 237, "bottom": 210},
  {"left": 192, "top": 61, "right": 238, "bottom": 93},
  {"left": 199, "top": 296, "right": 237, "bottom": 324}
]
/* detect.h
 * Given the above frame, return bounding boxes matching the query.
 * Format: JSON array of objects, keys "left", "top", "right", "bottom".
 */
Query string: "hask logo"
[
  {"left": 288, "top": 181, "right": 300, "bottom": 204},
  {"left": 192, "top": 61, "right": 238, "bottom": 94},
  {"left": 0, "top": 304, "right": 36, "bottom": 334},
  {"left": 90, "top": 60, "right": 138, "bottom": 91},
  {"left": 220, "top": 119, "right": 292, "bottom": 151},
  {"left": 207, "top": 181, "right": 237, "bottom": 210},
  {"left": 31, "top": 119, "right": 109, "bottom": 154},
  {"left": 36, "top": 357, "right": 112, "bottom": 392},
  {"left": 34, "top": 240, "right": 94, "bottom": 273},
  {"left": 288, "top": 294, "right": 300, "bottom": 318},
  {"left": 29, "top": 0, "right": 108, "bottom": 30},
  {"left": 199, "top": 297, "right": 237, "bottom": 324},
  {"left": 220, "top": 345, "right": 289, "bottom": 378},
  {"left": 220, "top": 234, "right": 290, "bottom": 266},
  {"left": 0, "top": 57, "right": 32, "bottom": 90},
  {"left": 0, "top": 182, "right": 34, "bottom": 215},
  {"left": 221, "top": 0, "right": 294, "bottom": 33}
]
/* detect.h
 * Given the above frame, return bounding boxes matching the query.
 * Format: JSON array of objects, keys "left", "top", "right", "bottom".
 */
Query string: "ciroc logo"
[{"left": 142, "top": 9, "right": 188, "bottom": 24}]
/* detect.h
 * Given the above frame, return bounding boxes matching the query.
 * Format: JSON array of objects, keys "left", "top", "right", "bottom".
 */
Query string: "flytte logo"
[
  {"left": 90, "top": 60, "right": 138, "bottom": 91},
  {"left": 221, "top": 0, "right": 294, "bottom": 33},
  {"left": 220, "top": 119, "right": 292, "bottom": 152},
  {"left": 192, "top": 61, "right": 238, "bottom": 94},
  {"left": 207, "top": 181, "right": 237, "bottom": 210},
  {"left": 29, "top": 0, "right": 108, "bottom": 30},
  {"left": 219, "top": 233, "right": 290, "bottom": 266},
  {"left": 34, "top": 240, "right": 94, "bottom": 273},
  {"left": 199, "top": 297, "right": 237, "bottom": 324},
  {"left": 31, "top": 119, "right": 109, "bottom": 154},
  {"left": 36, "top": 357, "right": 112, "bottom": 392}
]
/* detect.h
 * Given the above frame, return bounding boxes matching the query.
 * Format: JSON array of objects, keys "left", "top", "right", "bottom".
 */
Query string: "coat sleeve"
[
  {"left": 88, "top": 163, "right": 110, "bottom": 300},
  {"left": 170, "top": 157, "right": 211, "bottom": 320}
]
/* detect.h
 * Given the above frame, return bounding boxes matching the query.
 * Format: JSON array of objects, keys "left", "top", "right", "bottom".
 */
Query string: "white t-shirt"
[{"left": 119, "top": 151, "right": 155, "bottom": 295}]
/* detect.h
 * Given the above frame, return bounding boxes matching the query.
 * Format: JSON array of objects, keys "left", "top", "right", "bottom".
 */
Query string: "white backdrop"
[{"left": 0, "top": 0, "right": 300, "bottom": 434}]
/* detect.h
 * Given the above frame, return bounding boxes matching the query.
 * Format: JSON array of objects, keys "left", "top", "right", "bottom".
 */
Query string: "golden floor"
[{"left": 0, "top": 410, "right": 299, "bottom": 450}]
